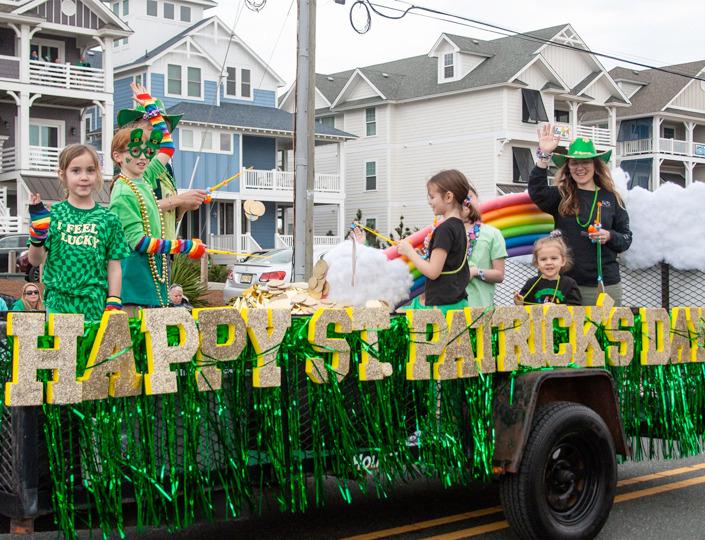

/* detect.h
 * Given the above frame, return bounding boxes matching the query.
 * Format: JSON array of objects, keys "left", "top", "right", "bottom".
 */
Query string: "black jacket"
[
  {"left": 519, "top": 275, "right": 582, "bottom": 305},
  {"left": 528, "top": 166, "right": 632, "bottom": 286}
]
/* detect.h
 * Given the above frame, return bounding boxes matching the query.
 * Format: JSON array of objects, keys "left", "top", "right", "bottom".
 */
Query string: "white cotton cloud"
[
  {"left": 324, "top": 241, "right": 413, "bottom": 306},
  {"left": 619, "top": 171, "right": 705, "bottom": 271}
]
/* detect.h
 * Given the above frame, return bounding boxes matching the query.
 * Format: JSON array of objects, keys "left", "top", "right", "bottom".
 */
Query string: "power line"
[{"left": 349, "top": 0, "right": 705, "bottom": 83}]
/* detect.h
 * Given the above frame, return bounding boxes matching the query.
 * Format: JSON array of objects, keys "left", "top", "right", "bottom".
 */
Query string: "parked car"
[
  {"left": 0, "top": 234, "right": 30, "bottom": 274},
  {"left": 223, "top": 248, "right": 328, "bottom": 302}
]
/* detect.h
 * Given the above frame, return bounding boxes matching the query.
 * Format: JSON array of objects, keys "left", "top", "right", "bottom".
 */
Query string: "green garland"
[{"left": 0, "top": 313, "right": 704, "bottom": 538}]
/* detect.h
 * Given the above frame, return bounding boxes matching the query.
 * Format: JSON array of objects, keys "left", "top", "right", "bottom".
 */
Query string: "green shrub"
[{"left": 208, "top": 263, "right": 229, "bottom": 283}]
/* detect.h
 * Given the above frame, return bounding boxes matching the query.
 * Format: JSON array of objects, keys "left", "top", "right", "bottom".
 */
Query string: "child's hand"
[
  {"left": 396, "top": 240, "right": 415, "bottom": 258},
  {"left": 351, "top": 226, "right": 365, "bottom": 243},
  {"left": 130, "top": 82, "right": 150, "bottom": 105},
  {"left": 513, "top": 292, "right": 524, "bottom": 305},
  {"left": 30, "top": 192, "right": 42, "bottom": 205}
]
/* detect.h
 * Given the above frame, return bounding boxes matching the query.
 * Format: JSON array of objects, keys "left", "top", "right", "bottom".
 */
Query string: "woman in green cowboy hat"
[
  {"left": 528, "top": 123, "right": 632, "bottom": 306},
  {"left": 117, "top": 101, "right": 208, "bottom": 242}
]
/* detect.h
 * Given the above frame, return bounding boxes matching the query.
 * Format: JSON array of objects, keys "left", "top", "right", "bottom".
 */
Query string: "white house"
[
  {"left": 282, "top": 24, "right": 631, "bottom": 234},
  {"left": 584, "top": 61, "right": 705, "bottom": 189},
  {"left": 0, "top": 0, "right": 131, "bottom": 230}
]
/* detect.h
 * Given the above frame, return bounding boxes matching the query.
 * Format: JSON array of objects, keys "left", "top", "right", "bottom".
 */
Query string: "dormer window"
[
  {"left": 443, "top": 52, "right": 455, "bottom": 79},
  {"left": 521, "top": 89, "right": 548, "bottom": 124}
]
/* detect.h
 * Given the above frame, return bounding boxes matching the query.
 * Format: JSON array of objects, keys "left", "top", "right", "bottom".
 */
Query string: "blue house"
[{"left": 102, "top": 5, "right": 352, "bottom": 250}]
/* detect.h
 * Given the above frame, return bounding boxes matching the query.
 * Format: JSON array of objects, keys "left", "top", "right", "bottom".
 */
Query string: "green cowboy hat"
[
  {"left": 117, "top": 98, "right": 182, "bottom": 129},
  {"left": 552, "top": 137, "right": 612, "bottom": 167}
]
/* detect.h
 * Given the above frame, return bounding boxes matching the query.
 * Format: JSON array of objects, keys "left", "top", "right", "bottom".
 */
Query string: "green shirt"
[
  {"left": 465, "top": 224, "right": 507, "bottom": 307},
  {"left": 144, "top": 161, "right": 178, "bottom": 242},
  {"left": 109, "top": 165, "right": 169, "bottom": 306},
  {"left": 42, "top": 201, "right": 130, "bottom": 319}
]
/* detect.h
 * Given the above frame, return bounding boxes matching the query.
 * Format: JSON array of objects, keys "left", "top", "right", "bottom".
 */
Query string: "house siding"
[
  {"left": 250, "top": 200, "right": 276, "bottom": 249},
  {"left": 221, "top": 89, "right": 276, "bottom": 108},
  {"left": 671, "top": 80, "right": 705, "bottom": 111},
  {"left": 242, "top": 135, "right": 275, "bottom": 170},
  {"left": 540, "top": 43, "right": 595, "bottom": 88},
  {"left": 114, "top": 77, "right": 133, "bottom": 122},
  {"left": 170, "top": 130, "right": 241, "bottom": 192}
]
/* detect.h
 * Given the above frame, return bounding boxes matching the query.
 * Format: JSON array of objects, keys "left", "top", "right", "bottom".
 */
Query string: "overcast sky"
[{"left": 211, "top": 0, "right": 705, "bottom": 91}]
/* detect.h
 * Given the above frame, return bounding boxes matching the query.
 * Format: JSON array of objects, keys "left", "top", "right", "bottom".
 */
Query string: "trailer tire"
[{"left": 499, "top": 401, "right": 616, "bottom": 540}]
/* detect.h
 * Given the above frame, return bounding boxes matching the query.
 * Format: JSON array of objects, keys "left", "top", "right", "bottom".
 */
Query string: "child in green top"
[
  {"left": 109, "top": 83, "right": 207, "bottom": 312},
  {"left": 27, "top": 144, "right": 130, "bottom": 320}
]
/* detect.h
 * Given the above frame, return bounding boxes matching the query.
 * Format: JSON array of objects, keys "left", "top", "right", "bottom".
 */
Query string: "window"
[
  {"left": 164, "top": 2, "right": 174, "bottom": 19},
  {"left": 318, "top": 116, "right": 335, "bottom": 129},
  {"left": 554, "top": 109, "right": 569, "bottom": 123},
  {"left": 365, "top": 161, "right": 377, "bottom": 191},
  {"left": 663, "top": 127, "right": 675, "bottom": 139},
  {"left": 364, "top": 218, "right": 377, "bottom": 244},
  {"left": 112, "top": 2, "right": 119, "bottom": 14},
  {"left": 521, "top": 89, "right": 548, "bottom": 124},
  {"left": 202, "top": 131, "right": 212, "bottom": 150},
  {"left": 31, "top": 39, "right": 64, "bottom": 63},
  {"left": 146, "top": 0, "right": 157, "bottom": 16},
  {"left": 219, "top": 133, "right": 231, "bottom": 152},
  {"left": 365, "top": 107, "right": 376, "bottom": 136},
  {"left": 167, "top": 64, "right": 181, "bottom": 95},
  {"left": 512, "top": 147, "right": 534, "bottom": 184},
  {"left": 180, "top": 128, "right": 194, "bottom": 149},
  {"left": 225, "top": 67, "right": 237, "bottom": 96},
  {"left": 29, "top": 122, "right": 61, "bottom": 147},
  {"left": 122, "top": 0, "right": 129, "bottom": 15},
  {"left": 218, "top": 202, "right": 234, "bottom": 235},
  {"left": 134, "top": 72, "right": 145, "bottom": 86},
  {"left": 241, "top": 69, "right": 251, "bottom": 98},
  {"left": 187, "top": 67, "right": 201, "bottom": 97},
  {"left": 180, "top": 5, "right": 191, "bottom": 21},
  {"left": 443, "top": 52, "right": 454, "bottom": 79},
  {"left": 84, "top": 114, "right": 92, "bottom": 134}
]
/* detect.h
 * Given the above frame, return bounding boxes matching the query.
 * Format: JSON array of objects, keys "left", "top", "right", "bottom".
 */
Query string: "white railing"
[
  {"left": 29, "top": 145, "right": 60, "bottom": 172},
  {"left": 209, "top": 233, "right": 262, "bottom": 253},
  {"left": 618, "top": 138, "right": 653, "bottom": 156},
  {"left": 575, "top": 125, "right": 612, "bottom": 147},
  {"left": 29, "top": 60, "right": 104, "bottom": 92},
  {"left": 0, "top": 216, "right": 22, "bottom": 234},
  {"left": 241, "top": 168, "right": 341, "bottom": 194},
  {"left": 276, "top": 234, "right": 340, "bottom": 248},
  {"left": 0, "top": 147, "right": 16, "bottom": 171},
  {"left": 659, "top": 138, "right": 689, "bottom": 156}
]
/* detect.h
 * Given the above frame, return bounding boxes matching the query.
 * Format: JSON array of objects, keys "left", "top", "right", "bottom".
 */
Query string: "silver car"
[{"left": 223, "top": 248, "right": 328, "bottom": 302}]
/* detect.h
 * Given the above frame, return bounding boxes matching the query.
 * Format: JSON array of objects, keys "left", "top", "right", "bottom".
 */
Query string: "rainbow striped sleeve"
[{"left": 137, "top": 93, "right": 175, "bottom": 158}]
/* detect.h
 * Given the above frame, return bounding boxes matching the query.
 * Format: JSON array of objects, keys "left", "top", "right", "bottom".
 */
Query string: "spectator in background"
[
  {"left": 30, "top": 50, "right": 39, "bottom": 61},
  {"left": 0, "top": 296, "right": 7, "bottom": 311},
  {"left": 78, "top": 53, "right": 91, "bottom": 68},
  {"left": 168, "top": 284, "right": 192, "bottom": 310},
  {"left": 12, "top": 283, "right": 44, "bottom": 311}
]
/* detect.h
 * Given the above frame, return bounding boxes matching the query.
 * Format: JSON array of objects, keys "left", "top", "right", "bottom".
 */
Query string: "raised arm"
[
  {"left": 130, "top": 82, "right": 174, "bottom": 167},
  {"left": 529, "top": 123, "right": 563, "bottom": 214}
]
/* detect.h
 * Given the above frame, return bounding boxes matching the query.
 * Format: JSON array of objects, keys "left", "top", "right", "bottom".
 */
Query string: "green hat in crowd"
[
  {"left": 117, "top": 98, "right": 182, "bottom": 129},
  {"left": 552, "top": 137, "right": 612, "bottom": 167}
]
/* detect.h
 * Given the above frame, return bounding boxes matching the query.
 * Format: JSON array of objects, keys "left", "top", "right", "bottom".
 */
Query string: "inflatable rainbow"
[{"left": 384, "top": 192, "right": 554, "bottom": 301}]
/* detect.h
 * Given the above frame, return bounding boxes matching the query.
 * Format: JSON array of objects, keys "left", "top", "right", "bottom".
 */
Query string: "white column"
[
  {"left": 19, "top": 25, "right": 30, "bottom": 83},
  {"left": 234, "top": 198, "right": 242, "bottom": 249},
  {"left": 336, "top": 140, "right": 345, "bottom": 236},
  {"left": 101, "top": 101, "right": 114, "bottom": 175},
  {"left": 101, "top": 37, "right": 114, "bottom": 94},
  {"left": 569, "top": 101, "right": 579, "bottom": 140},
  {"left": 685, "top": 121, "right": 695, "bottom": 156},
  {"left": 18, "top": 91, "right": 30, "bottom": 170},
  {"left": 607, "top": 106, "right": 617, "bottom": 166},
  {"left": 685, "top": 161, "right": 694, "bottom": 186}
]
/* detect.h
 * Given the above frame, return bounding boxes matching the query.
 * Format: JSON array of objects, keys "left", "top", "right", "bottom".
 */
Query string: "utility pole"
[{"left": 293, "top": 0, "right": 316, "bottom": 281}]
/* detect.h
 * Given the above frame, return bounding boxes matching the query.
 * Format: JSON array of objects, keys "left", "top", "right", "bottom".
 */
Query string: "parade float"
[{"left": 1, "top": 179, "right": 705, "bottom": 540}]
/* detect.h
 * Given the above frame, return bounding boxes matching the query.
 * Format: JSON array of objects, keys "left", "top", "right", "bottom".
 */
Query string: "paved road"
[{"left": 3, "top": 453, "right": 705, "bottom": 539}]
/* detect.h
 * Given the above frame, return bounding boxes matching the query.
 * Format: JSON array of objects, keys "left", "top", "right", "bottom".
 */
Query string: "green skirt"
[{"left": 121, "top": 252, "right": 169, "bottom": 307}]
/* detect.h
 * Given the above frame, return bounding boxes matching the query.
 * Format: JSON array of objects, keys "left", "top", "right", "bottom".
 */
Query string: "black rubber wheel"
[
  {"left": 26, "top": 266, "right": 40, "bottom": 283},
  {"left": 499, "top": 401, "right": 616, "bottom": 540}
]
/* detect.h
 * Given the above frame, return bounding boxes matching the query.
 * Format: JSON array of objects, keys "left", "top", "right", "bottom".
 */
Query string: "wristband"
[
  {"left": 536, "top": 149, "right": 553, "bottom": 161},
  {"left": 29, "top": 202, "right": 51, "bottom": 245},
  {"left": 105, "top": 296, "right": 123, "bottom": 311},
  {"left": 478, "top": 269, "right": 486, "bottom": 281}
]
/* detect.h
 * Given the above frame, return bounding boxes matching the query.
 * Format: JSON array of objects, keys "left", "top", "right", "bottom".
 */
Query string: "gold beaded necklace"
[{"left": 117, "top": 174, "right": 168, "bottom": 306}]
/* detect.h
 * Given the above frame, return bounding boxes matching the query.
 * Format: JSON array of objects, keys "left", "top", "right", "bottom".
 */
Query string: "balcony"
[
  {"left": 0, "top": 57, "right": 105, "bottom": 92},
  {"left": 241, "top": 169, "right": 341, "bottom": 194},
  {"left": 0, "top": 146, "right": 104, "bottom": 173},
  {"left": 617, "top": 138, "right": 705, "bottom": 158},
  {"left": 275, "top": 234, "right": 341, "bottom": 248},
  {"left": 554, "top": 122, "right": 612, "bottom": 147}
]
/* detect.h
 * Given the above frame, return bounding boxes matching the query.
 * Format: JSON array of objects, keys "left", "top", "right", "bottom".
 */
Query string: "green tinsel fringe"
[{"left": 0, "top": 313, "right": 703, "bottom": 538}]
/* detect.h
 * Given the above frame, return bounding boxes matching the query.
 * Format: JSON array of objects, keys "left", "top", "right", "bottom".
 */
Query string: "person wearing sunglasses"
[{"left": 12, "top": 283, "right": 44, "bottom": 311}]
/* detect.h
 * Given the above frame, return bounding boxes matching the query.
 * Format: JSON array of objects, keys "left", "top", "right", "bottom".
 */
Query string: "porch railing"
[
  {"left": 0, "top": 147, "right": 16, "bottom": 172},
  {"left": 0, "top": 146, "right": 103, "bottom": 173},
  {"left": 618, "top": 138, "right": 652, "bottom": 156},
  {"left": 0, "top": 216, "right": 22, "bottom": 234},
  {"left": 29, "top": 60, "right": 104, "bottom": 92},
  {"left": 209, "top": 233, "right": 262, "bottom": 253},
  {"left": 554, "top": 123, "right": 613, "bottom": 147},
  {"left": 617, "top": 138, "right": 705, "bottom": 157},
  {"left": 276, "top": 234, "right": 340, "bottom": 248},
  {"left": 241, "top": 169, "right": 341, "bottom": 194}
]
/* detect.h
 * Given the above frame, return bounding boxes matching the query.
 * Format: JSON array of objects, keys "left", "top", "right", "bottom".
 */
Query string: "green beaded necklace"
[{"left": 576, "top": 187, "right": 600, "bottom": 229}]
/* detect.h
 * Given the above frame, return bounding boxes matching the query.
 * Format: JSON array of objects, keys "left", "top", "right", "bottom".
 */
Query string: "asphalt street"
[{"left": 3, "top": 451, "right": 705, "bottom": 539}]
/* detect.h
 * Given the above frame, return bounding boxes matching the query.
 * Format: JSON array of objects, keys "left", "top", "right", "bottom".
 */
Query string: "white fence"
[
  {"left": 29, "top": 60, "right": 104, "bottom": 92},
  {"left": 618, "top": 138, "right": 705, "bottom": 157},
  {"left": 242, "top": 169, "right": 341, "bottom": 194},
  {"left": 209, "top": 233, "right": 262, "bottom": 253},
  {"left": 555, "top": 123, "right": 612, "bottom": 147},
  {"left": 0, "top": 146, "right": 102, "bottom": 172},
  {"left": 276, "top": 234, "right": 340, "bottom": 248}
]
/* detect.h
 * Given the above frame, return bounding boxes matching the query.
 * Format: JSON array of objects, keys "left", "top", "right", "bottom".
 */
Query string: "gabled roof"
[
  {"left": 167, "top": 102, "right": 355, "bottom": 141},
  {"left": 315, "top": 24, "right": 572, "bottom": 106},
  {"left": 117, "top": 18, "right": 211, "bottom": 71},
  {"left": 609, "top": 60, "right": 705, "bottom": 117},
  {"left": 571, "top": 71, "right": 602, "bottom": 95}
]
